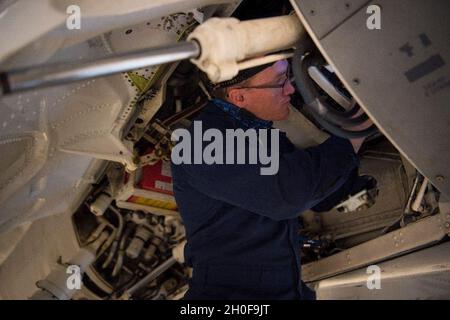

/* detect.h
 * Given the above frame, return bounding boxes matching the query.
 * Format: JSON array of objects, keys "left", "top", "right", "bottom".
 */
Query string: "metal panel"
[
  {"left": 292, "top": 0, "right": 450, "bottom": 197},
  {"left": 302, "top": 214, "right": 449, "bottom": 282},
  {"left": 0, "top": 210, "right": 79, "bottom": 299},
  {"left": 291, "top": 0, "right": 371, "bottom": 40},
  {"left": 318, "top": 151, "right": 407, "bottom": 241},
  {"left": 0, "top": 0, "right": 237, "bottom": 63},
  {"left": 0, "top": 7, "right": 206, "bottom": 233},
  {"left": 314, "top": 241, "right": 450, "bottom": 299}
]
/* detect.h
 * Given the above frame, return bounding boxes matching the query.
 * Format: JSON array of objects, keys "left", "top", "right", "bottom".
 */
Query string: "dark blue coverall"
[{"left": 171, "top": 99, "right": 359, "bottom": 299}]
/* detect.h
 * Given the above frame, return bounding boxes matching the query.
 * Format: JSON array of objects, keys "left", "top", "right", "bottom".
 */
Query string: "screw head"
[
  {"left": 436, "top": 175, "right": 445, "bottom": 182},
  {"left": 445, "top": 222, "right": 450, "bottom": 228},
  {"left": 352, "top": 78, "right": 360, "bottom": 85}
]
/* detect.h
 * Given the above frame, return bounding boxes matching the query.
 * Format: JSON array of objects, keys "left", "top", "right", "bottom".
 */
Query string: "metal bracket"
[
  {"left": 334, "top": 188, "right": 378, "bottom": 213},
  {"left": 302, "top": 213, "right": 448, "bottom": 282},
  {"left": 138, "top": 121, "right": 173, "bottom": 167}
]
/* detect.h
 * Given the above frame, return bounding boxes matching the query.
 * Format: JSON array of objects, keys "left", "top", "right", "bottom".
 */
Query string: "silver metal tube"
[
  {"left": 108, "top": 206, "right": 124, "bottom": 240},
  {"left": 404, "top": 174, "right": 420, "bottom": 214},
  {"left": 1, "top": 41, "right": 200, "bottom": 94},
  {"left": 125, "top": 256, "right": 177, "bottom": 297},
  {"left": 412, "top": 177, "right": 429, "bottom": 212}
]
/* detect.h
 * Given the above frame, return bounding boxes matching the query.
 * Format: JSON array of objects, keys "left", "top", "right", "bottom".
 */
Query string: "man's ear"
[{"left": 227, "top": 88, "right": 244, "bottom": 105}]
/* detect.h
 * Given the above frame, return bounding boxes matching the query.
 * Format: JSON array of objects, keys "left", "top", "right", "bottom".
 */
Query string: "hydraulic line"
[{"left": 292, "top": 40, "right": 378, "bottom": 138}]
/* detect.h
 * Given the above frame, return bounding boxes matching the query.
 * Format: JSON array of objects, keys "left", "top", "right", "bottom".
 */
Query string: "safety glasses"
[{"left": 235, "top": 67, "right": 293, "bottom": 94}]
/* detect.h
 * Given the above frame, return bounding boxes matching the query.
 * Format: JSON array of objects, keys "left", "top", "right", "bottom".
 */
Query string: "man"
[{"left": 171, "top": 59, "right": 370, "bottom": 299}]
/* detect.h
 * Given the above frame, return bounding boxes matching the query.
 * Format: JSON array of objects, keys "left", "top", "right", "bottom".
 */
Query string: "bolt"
[
  {"left": 352, "top": 78, "right": 360, "bottom": 85},
  {"left": 436, "top": 175, "right": 445, "bottom": 182},
  {"left": 309, "top": 9, "right": 316, "bottom": 16}
]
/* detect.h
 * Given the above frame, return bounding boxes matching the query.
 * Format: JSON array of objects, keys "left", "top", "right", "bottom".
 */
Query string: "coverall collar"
[{"left": 211, "top": 98, "right": 273, "bottom": 130}]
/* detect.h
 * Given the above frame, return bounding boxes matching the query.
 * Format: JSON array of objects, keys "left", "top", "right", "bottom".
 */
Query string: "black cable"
[
  {"left": 292, "top": 40, "right": 378, "bottom": 139},
  {"left": 302, "top": 56, "right": 369, "bottom": 127},
  {"left": 338, "top": 102, "right": 360, "bottom": 118},
  {"left": 309, "top": 97, "right": 369, "bottom": 127},
  {"left": 309, "top": 111, "right": 378, "bottom": 139}
]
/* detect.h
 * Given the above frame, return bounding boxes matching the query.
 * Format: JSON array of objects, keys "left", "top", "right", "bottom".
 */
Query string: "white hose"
[
  {"left": 411, "top": 177, "right": 429, "bottom": 212},
  {"left": 189, "top": 14, "right": 304, "bottom": 82}
]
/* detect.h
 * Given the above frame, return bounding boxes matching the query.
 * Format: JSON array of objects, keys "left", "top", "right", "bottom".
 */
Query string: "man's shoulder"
[
  {"left": 188, "top": 101, "right": 236, "bottom": 131},
  {"left": 170, "top": 102, "right": 232, "bottom": 173}
]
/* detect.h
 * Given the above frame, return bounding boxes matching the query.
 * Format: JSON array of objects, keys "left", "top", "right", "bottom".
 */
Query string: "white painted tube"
[
  {"left": 189, "top": 14, "right": 305, "bottom": 83},
  {"left": 411, "top": 178, "right": 429, "bottom": 212}
]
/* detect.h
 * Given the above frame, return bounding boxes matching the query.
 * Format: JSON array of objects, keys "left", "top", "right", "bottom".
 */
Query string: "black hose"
[
  {"left": 309, "top": 97, "right": 369, "bottom": 128},
  {"left": 339, "top": 102, "right": 360, "bottom": 117},
  {"left": 292, "top": 41, "right": 378, "bottom": 138},
  {"left": 303, "top": 57, "right": 369, "bottom": 127},
  {"left": 309, "top": 111, "right": 378, "bottom": 139}
]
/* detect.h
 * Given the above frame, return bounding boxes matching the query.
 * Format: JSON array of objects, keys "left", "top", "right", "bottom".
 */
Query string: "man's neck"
[{"left": 211, "top": 98, "right": 272, "bottom": 129}]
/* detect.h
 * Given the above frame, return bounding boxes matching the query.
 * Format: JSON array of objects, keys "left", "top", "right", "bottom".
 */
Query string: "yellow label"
[{"left": 129, "top": 196, "right": 177, "bottom": 210}]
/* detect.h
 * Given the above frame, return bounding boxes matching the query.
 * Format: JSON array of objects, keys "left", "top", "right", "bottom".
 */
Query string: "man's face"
[{"left": 228, "top": 59, "right": 295, "bottom": 121}]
